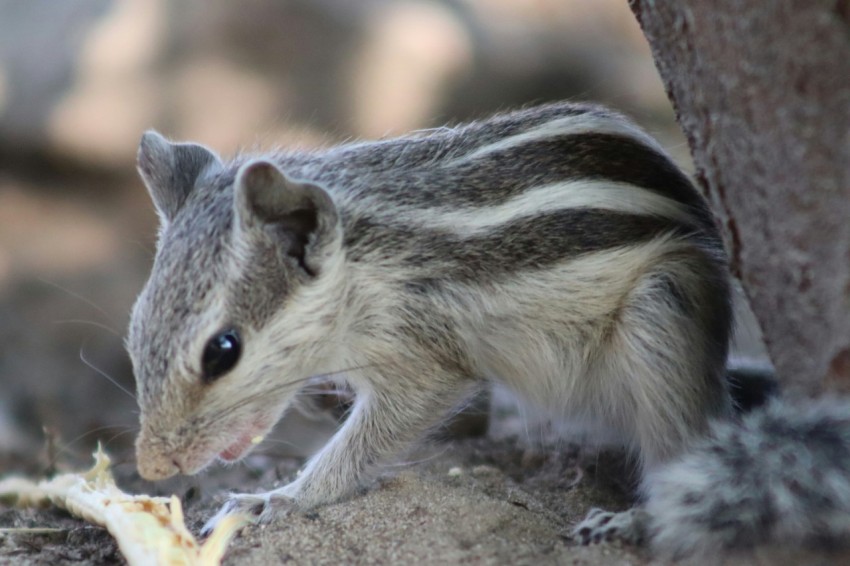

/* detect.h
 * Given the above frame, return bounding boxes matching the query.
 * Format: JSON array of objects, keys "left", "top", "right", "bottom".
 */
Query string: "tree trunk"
[{"left": 629, "top": 0, "right": 850, "bottom": 394}]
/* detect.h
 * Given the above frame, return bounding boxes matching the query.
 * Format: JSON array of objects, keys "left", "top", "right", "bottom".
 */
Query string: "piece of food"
[{"left": 0, "top": 445, "right": 250, "bottom": 565}]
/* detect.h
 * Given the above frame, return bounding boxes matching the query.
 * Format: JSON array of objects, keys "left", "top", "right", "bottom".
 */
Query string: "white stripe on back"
[
  {"left": 382, "top": 180, "right": 693, "bottom": 236},
  {"left": 449, "top": 113, "right": 667, "bottom": 166}
]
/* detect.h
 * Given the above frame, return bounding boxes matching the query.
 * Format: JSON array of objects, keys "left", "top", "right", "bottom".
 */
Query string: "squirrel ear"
[
  {"left": 234, "top": 159, "right": 339, "bottom": 275},
  {"left": 137, "top": 130, "right": 222, "bottom": 223}
]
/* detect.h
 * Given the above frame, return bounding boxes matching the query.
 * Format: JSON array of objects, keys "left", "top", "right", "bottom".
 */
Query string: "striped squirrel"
[{"left": 127, "top": 102, "right": 850, "bottom": 559}]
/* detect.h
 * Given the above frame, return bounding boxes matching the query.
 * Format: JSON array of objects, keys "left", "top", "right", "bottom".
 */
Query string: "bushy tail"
[{"left": 645, "top": 397, "right": 850, "bottom": 561}]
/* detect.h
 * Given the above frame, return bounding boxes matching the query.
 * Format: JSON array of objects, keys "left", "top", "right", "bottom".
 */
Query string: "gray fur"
[
  {"left": 646, "top": 398, "right": 850, "bottom": 559},
  {"left": 137, "top": 131, "right": 222, "bottom": 224},
  {"left": 127, "top": 102, "right": 734, "bottom": 534}
]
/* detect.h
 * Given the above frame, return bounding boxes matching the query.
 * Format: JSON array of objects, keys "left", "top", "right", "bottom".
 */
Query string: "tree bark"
[{"left": 629, "top": 0, "right": 850, "bottom": 395}]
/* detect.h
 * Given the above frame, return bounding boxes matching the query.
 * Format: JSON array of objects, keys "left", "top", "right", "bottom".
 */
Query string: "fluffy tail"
[{"left": 645, "top": 397, "right": 850, "bottom": 560}]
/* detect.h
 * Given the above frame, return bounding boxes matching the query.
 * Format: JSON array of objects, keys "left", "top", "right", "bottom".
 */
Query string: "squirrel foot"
[
  {"left": 572, "top": 507, "right": 648, "bottom": 546},
  {"left": 201, "top": 489, "right": 297, "bottom": 536}
]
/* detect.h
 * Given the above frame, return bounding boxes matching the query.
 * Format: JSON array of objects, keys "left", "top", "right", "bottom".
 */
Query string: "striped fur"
[{"left": 128, "top": 103, "right": 733, "bottom": 528}]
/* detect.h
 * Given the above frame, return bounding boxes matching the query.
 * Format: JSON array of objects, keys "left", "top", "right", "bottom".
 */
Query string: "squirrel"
[{"left": 127, "top": 102, "right": 850, "bottom": 560}]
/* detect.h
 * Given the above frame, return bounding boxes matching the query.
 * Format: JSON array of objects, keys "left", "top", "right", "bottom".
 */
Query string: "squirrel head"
[{"left": 128, "top": 131, "right": 343, "bottom": 480}]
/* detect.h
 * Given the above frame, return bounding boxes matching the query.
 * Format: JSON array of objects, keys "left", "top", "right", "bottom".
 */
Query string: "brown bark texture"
[{"left": 629, "top": 0, "right": 850, "bottom": 394}]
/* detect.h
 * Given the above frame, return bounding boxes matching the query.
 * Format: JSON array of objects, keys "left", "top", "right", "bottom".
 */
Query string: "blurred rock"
[
  {"left": 0, "top": 1, "right": 113, "bottom": 156},
  {"left": 0, "top": 0, "right": 680, "bottom": 170}
]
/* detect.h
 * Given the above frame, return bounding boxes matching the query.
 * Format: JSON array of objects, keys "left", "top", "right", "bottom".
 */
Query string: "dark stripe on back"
[
  {"left": 445, "top": 102, "right": 597, "bottom": 150},
  {"left": 345, "top": 209, "right": 691, "bottom": 283},
  {"left": 342, "top": 133, "right": 715, "bottom": 236},
  {"left": 378, "top": 133, "right": 706, "bottom": 212},
  {"left": 310, "top": 103, "right": 600, "bottom": 182}
]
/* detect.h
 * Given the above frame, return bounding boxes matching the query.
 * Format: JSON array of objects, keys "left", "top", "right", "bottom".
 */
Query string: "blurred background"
[{"left": 0, "top": 0, "right": 730, "bottom": 474}]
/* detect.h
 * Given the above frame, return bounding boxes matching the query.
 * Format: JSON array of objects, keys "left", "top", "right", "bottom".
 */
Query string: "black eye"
[{"left": 201, "top": 328, "right": 241, "bottom": 383}]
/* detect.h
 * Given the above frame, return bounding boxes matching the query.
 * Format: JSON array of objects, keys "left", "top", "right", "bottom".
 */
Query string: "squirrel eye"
[{"left": 201, "top": 329, "right": 241, "bottom": 383}]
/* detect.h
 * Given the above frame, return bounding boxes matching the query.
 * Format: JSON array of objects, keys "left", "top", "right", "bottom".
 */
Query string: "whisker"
[
  {"left": 109, "top": 458, "right": 142, "bottom": 469},
  {"left": 37, "top": 277, "right": 112, "bottom": 320},
  {"left": 102, "top": 428, "right": 138, "bottom": 449},
  {"left": 298, "top": 388, "right": 353, "bottom": 396},
  {"left": 289, "top": 398, "right": 335, "bottom": 422},
  {"left": 214, "top": 383, "right": 303, "bottom": 422},
  {"left": 53, "top": 319, "right": 122, "bottom": 337},
  {"left": 55, "top": 424, "right": 136, "bottom": 455},
  {"left": 80, "top": 344, "right": 136, "bottom": 401},
  {"left": 124, "top": 237, "right": 156, "bottom": 258},
  {"left": 212, "top": 363, "right": 376, "bottom": 422},
  {"left": 255, "top": 437, "right": 307, "bottom": 451}
]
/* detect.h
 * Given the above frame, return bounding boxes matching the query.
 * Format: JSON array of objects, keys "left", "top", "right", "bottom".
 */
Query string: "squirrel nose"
[
  {"left": 136, "top": 452, "right": 180, "bottom": 481},
  {"left": 135, "top": 433, "right": 180, "bottom": 481},
  {"left": 137, "top": 458, "right": 179, "bottom": 481}
]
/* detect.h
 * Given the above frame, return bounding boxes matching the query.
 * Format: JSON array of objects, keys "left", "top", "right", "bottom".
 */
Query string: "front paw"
[{"left": 201, "top": 491, "right": 296, "bottom": 536}]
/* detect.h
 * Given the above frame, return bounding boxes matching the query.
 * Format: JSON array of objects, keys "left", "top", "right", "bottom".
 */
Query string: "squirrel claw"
[
  {"left": 571, "top": 507, "right": 648, "bottom": 546},
  {"left": 201, "top": 491, "right": 295, "bottom": 536}
]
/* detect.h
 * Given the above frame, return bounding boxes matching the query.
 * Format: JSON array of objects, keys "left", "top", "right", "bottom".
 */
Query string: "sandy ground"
[{"left": 0, "top": 412, "right": 652, "bottom": 565}]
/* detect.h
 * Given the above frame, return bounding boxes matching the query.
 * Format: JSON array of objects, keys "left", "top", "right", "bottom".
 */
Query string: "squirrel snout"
[
  {"left": 137, "top": 458, "right": 180, "bottom": 481},
  {"left": 135, "top": 433, "right": 181, "bottom": 481}
]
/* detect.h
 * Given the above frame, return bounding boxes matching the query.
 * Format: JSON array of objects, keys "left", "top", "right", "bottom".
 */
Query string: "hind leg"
[
  {"left": 574, "top": 256, "right": 732, "bottom": 544},
  {"left": 602, "top": 254, "right": 733, "bottom": 474},
  {"left": 573, "top": 507, "right": 650, "bottom": 545}
]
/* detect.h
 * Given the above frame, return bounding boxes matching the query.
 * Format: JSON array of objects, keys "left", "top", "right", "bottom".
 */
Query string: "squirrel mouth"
[
  {"left": 217, "top": 423, "right": 269, "bottom": 462},
  {"left": 218, "top": 434, "right": 254, "bottom": 461}
]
